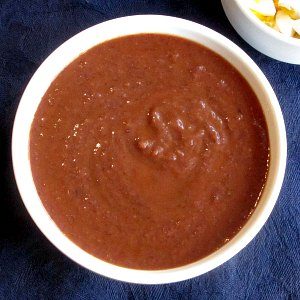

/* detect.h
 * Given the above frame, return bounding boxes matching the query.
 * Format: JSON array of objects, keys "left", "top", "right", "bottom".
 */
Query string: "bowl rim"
[
  {"left": 12, "top": 15, "right": 287, "bottom": 284},
  {"left": 232, "top": 0, "right": 300, "bottom": 46}
]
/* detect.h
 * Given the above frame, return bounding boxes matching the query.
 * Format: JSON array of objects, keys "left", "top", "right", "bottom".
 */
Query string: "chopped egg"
[
  {"left": 247, "top": 0, "right": 276, "bottom": 16},
  {"left": 276, "top": 10, "right": 295, "bottom": 36},
  {"left": 278, "top": 0, "right": 300, "bottom": 18},
  {"left": 246, "top": 0, "right": 300, "bottom": 39},
  {"left": 278, "top": 0, "right": 294, "bottom": 10},
  {"left": 294, "top": 19, "right": 300, "bottom": 35}
]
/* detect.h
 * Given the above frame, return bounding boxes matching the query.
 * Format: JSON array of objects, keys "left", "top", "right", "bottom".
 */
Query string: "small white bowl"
[
  {"left": 221, "top": 0, "right": 300, "bottom": 64},
  {"left": 12, "top": 15, "right": 287, "bottom": 284}
]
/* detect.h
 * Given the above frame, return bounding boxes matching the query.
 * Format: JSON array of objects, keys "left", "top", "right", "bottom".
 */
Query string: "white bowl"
[
  {"left": 221, "top": 0, "right": 300, "bottom": 64},
  {"left": 12, "top": 15, "right": 287, "bottom": 284}
]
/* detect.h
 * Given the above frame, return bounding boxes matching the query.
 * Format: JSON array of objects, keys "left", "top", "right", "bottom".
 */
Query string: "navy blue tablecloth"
[{"left": 1, "top": 0, "right": 299, "bottom": 299}]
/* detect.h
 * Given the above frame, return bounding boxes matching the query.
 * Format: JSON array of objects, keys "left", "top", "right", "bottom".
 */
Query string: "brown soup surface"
[{"left": 30, "top": 34, "right": 269, "bottom": 270}]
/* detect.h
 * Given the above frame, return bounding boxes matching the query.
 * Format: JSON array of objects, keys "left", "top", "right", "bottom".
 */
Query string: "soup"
[{"left": 30, "top": 34, "right": 269, "bottom": 270}]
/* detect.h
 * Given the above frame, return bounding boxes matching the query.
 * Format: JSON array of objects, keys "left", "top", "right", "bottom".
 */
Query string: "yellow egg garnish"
[
  {"left": 276, "top": 10, "right": 295, "bottom": 36},
  {"left": 278, "top": 0, "right": 300, "bottom": 18},
  {"left": 245, "top": 0, "right": 300, "bottom": 38},
  {"left": 248, "top": 0, "right": 277, "bottom": 16},
  {"left": 294, "top": 19, "right": 300, "bottom": 35}
]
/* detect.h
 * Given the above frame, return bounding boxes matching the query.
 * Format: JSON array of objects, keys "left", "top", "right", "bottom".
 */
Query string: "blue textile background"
[{"left": 0, "top": 0, "right": 299, "bottom": 299}]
